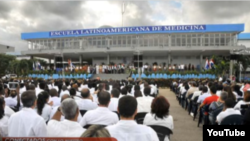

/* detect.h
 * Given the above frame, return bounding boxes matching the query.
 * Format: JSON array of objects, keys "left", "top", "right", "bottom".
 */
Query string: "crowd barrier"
[
  {"left": 131, "top": 73, "right": 217, "bottom": 79},
  {"left": 28, "top": 74, "right": 93, "bottom": 79}
]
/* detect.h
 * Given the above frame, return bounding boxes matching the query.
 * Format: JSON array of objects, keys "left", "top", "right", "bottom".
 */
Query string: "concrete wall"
[
  {"left": 0, "top": 44, "right": 15, "bottom": 53},
  {"left": 238, "top": 40, "right": 250, "bottom": 48}
]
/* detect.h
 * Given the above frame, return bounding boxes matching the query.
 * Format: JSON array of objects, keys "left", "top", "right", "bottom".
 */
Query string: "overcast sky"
[{"left": 1, "top": 0, "right": 250, "bottom": 51}]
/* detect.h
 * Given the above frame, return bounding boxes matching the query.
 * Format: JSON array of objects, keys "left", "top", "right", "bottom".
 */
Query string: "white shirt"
[
  {"left": 50, "top": 106, "right": 82, "bottom": 123},
  {"left": 76, "top": 99, "right": 98, "bottom": 110},
  {"left": 0, "top": 115, "right": 8, "bottom": 137},
  {"left": 50, "top": 96, "right": 61, "bottom": 107},
  {"left": 76, "top": 91, "right": 81, "bottom": 97},
  {"left": 19, "top": 87, "right": 26, "bottom": 95},
  {"left": 108, "top": 98, "right": 119, "bottom": 111},
  {"left": 8, "top": 108, "right": 47, "bottom": 137},
  {"left": 47, "top": 119, "right": 86, "bottom": 137},
  {"left": 191, "top": 91, "right": 202, "bottom": 100},
  {"left": 216, "top": 91, "right": 222, "bottom": 97},
  {"left": 35, "top": 104, "right": 52, "bottom": 122},
  {"left": 216, "top": 108, "right": 241, "bottom": 124},
  {"left": 143, "top": 113, "right": 174, "bottom": 141},
  {"left": 36, "top": 89, "right": 44, "bottom": 97},
  {"left": 106, "top": 120, "right": 159, "bottom": 141},
  {"left": 136, "top": 97, "right": 154, "bottom": 113},
  {"left": 4, "top": 97, "right": 17, "bottom": 108},
  {"left": 234, "top": 100, "right": 250, "bottom": 110},
  {"left": 80, "top": 107, "right": 119, "bottom": 127},
  {"left": 60, "top": 90, "right": 70, "bottom": 98},
  {"left": 4, "top": 106, "right": 15, "bottom": 118},
  {"left": 197, "top": 93, "right": 211, "bottom": 103}
]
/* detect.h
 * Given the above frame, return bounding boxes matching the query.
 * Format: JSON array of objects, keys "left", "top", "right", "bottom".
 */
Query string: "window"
[
  {"left": 182, "top": 34, "right": 186, "bottom": 46},
  {"left": 123, "top": 35, "right": 126, "bottom": 46},
  {"left": 127, "top": 35, "right": 131, "bottom": 47},
  {"left": 154, "top": 35, "right": 158, "bottom": 46},
  {"left": 171, "top": 34, "right": 176, "bottom": 46}
]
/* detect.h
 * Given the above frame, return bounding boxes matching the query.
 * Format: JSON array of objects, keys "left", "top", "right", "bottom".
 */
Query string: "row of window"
[{"left": 28, "top": 33, "right": 237, "bottom": 49}]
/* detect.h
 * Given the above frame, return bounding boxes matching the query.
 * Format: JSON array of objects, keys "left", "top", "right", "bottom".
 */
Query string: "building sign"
[{"left": 49, "top": 25, "right": 206, "bottom": 37}]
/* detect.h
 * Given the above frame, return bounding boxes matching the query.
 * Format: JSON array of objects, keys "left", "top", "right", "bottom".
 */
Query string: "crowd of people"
[
  {"left": 171, "top": 79, "right": 250, "bottom": 125},
  {"left": 0, "top": 77, "right": 174, "bottom": 141}
]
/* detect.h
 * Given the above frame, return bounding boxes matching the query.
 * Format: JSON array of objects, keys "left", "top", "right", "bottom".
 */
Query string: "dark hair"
[
  {"left": 244, "top": 91, "right": 250, "bottom": 102},
  {"left": 37, "top": 91, "right": 49, "bottom": 115},
  {"left": 217, "top": 84, "right": 223, "bottom": 91},
  {"left": 118, "top": 96, "right": 137, "bottom": 118},
  {"left": 210, "top": 85, "right": 217, "bottom": 94},
  {"left": 0, "top": 97, "right": 5, "bottom": 119},
  {"left": 111, "top": 88, "right": 120, "bottom": 98},
  {"left": 27, "top": 84, "right": 35, "bottom": 90},
  {"left": 49, "top": 88, "right": 58, "bottom": 97},
  {"left": 134, "top": 90, "right": 142, "bottom": 98},
  {"left": 21, "top": 90, "right": 37, "bottom": 108},
  {"left": 224, "top": 98, "right": 235, "bottom": 108},
  {"left": 223, "top": 86, "right": 236, "bottom": 101},
  {"left": 233, "top": 85, "right": 243, "bottom": 97},
  {"left": 81, "top": 89, "right": 90, "bottom": 98},
  {"left": 39, "top": 82, "right": 46, "bottom": 90},
  {"left": 198, "top": 85, "right": 203, "bottom": 91},
  {"left": 151, "top": 96, "right": 170, "bottom": 119},
  {"left": 144, "top": 87, "right": 151, "bottom": 96},
  {"left": 202, "top": 86, "right": 208, "bottom": 93},
  {"left": 184, "top": 84, "right": 189, "bottom": 90},
  {"left": 98, "top": 91, "right": 110, "bottom": 106},
  {"left": 134, "top": 85, "right": 140, "bottom": 91},
  {"left": 121, "top": 87, "right": 127, "bottom": 95},
  {"left": 69, "top": 88, "right": 76, "bottom": 97}
]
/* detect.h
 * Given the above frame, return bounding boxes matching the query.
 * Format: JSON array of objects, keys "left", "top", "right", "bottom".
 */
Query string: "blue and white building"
[{"left": 20, "top": 24, "right": 250, "bottom": 69}]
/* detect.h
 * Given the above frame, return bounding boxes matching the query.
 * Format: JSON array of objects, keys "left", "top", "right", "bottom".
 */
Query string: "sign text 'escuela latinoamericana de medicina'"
[{"left": 49, "top": 25, "right": 206, "bottom": 37}]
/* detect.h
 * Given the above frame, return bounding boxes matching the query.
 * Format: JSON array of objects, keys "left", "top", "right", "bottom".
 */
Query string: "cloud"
[{"left": 0, "top": 1, "right": 250, "bottom": 52}]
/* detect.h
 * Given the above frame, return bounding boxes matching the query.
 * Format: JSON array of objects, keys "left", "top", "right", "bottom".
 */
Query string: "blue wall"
[{"left": 238, "top": 33, "right": 250, "bottom": 40}]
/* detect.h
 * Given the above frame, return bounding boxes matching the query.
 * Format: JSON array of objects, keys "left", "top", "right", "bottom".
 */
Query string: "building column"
[
  {"left": 168, "top": 54, "right": 171, "bottom": 66},
  {"left": 107, "top": 54, "right": 110, "bottom": 65},
  {"left": 54, "top": 56, "right": 56, "bottom": 69},
  {"left": 49, "top": 59, "right": 51, "bottom": 68},
  {"left": 200, "top": 54, "right": 203, "bottom": 71},
  {"left": 30, "top": 55, "right": 34, "bottom": 59},
  {"left": 230, "top": 59, "right": 233, "bottom": 81},
  {"left": 79, "top": 55, "right": 82, "bottom": 66}
]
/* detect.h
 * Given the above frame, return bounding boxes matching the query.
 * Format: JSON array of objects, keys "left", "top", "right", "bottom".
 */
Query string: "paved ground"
[{"left": 159, "top": 88, "right": 203, "bottom": 141}]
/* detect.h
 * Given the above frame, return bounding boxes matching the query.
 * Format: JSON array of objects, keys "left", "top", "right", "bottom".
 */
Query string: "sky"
[{"left": 0, "top": 0, "right": 250, "bottom": 51}]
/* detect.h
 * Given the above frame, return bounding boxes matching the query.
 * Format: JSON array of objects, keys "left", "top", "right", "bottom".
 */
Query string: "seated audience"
[
  {"left": 106, "top": 96, "right": 159, "bottom": 141},
  {"left": 60, "top": 85, "right": 70, "bottom": 98},
  {"left": 197, "top": 86, "right": 210, "bottom": 104},
  {"left": 8, "top": 90, "right": 47, "bottom": 137},
  {"left": 223, "top": 86, "right": 236, "bottom": 102},
  {"left": 143, "top": 96, "right": 173, "bottom": 141},
  {"left": 80, "top": 91, "right": 119, "bottom": 127},
  {"left": 76, "top": 88, "right": 98, "bottom": 110},
  {"left": 69, "top": 88, "right": 82, "bottom": 101},
  {"left": 191, "top": 85, "right": 203, "bottom": 101},
  {"left": 49, "top": 89, "right": 61, "bottom": 107},
  {"left": 198, "top": 85, "right": 219, "bottom": 112},
  {"left": 234, "top": 90, "right": 250, "bottom": 110},
  {"left": 216, "top": 84, "right": 223, "bottom": 97},
  {"left": 108, "top": 88, "right": 120, "bottom": 112},
  {"left": 0, "top": 96, "right": 8, "bottom": 137},
  {"left": 36, "top": 91, "right": 52, "bottom": 122},
  {"left": 216, "top": 98, "right": 241, "bottom": 125},
  {"left": 47, "top": 98, "right": 85, "bottom": 137},
  {"left": 135, "top": 90, "right": 154, "bottom": 113}
]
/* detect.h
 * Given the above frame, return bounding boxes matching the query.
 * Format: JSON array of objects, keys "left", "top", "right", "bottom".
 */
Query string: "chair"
[
  {"left": 80, "top": 110, "right": 88, "bottom": 116},
  {"left": 134, "top": 112, "right": 148, "bottom": 124},
  {"left": 240, "top": 104, "right": 250, "bottom": 115},
  {"left": 192, "top": 96, "right": 199, "bottom": 121},
  {"left": 148, "top": 125, "right": 173, "bottom": 141},
  {"left": 220, "top": 114, "right": 243, "bottom": 125}
]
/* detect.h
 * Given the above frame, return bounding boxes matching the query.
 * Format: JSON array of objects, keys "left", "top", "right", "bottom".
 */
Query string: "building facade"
[{"left": 21, "top": 24, "right": 250, "bottom": 69}]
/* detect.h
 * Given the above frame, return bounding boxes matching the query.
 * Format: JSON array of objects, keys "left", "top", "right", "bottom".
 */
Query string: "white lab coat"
[
  {"left": 76, "top": 99, "right": 98, "bottom": 110},
  {"left": 136, "top": 97, "right": 154, "bottom": 113}
]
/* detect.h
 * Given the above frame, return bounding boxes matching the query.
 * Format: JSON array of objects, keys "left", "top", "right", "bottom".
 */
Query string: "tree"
[
  {"left": 0, "top": 54, "right": 16, "bottom": 76},
  {"left": 234, "top": 55, "right": 250, "bottom": 81},
  {"left": 212, "top": 55, "right": 230, "bottom": 77}
]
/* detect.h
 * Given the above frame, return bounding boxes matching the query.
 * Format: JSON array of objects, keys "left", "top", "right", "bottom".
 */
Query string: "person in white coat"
[
  {"left": 106, "top": 96, "right": 159, "bottom": 141},
  {"left": 36, "top": 91, "right": 52, "bottom": 122},
  {"left": 0, "top": 96, "right": 8, "bottom": 137},
  {"left": 8, "top": 90, "right": 47, "bottom": 137}
]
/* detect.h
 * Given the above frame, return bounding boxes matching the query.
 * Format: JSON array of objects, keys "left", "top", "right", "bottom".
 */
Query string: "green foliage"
[
  {"left": 0, "top": 54, "right": 16, "bottom": 76},
  {"left": 211, "top": 55, "right": 230, "bottom": 76}
]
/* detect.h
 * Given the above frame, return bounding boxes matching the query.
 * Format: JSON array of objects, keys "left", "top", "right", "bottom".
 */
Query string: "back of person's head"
[
  {"left": 224, "top": 98, "right": 235, "bottom": 108},
  {"left": 144, "top": 87, "right": 151, "bottom": 96},
  {"left": 244, "top": 90, "right": 250, "bottom": 102},
  {"left": 49, "top": 88, "right": 58, "bottom": 97},
  {"left": 62, "top": 85, "right": 67, "bottom": 91},
  {"left": 81, "top": 88, "right": 90, "bottom": 98},
  {"left": 39, "top": 81, "right": 46, "bottom": 90},
  {"left": 61, "top": 98, "right": 79, "bottom": 120},
  {"left": 198, "top": 85, "right": 203, "bottom": 91},
  {"left": 223, "top": 86, "right": 236, "bottom": 101},
  {"left": 81, "top": 125, "right": 110, "bottom": 137},
  {"left": 27, "top": 84, "right": 35, "bottom": 90},
  {"left": 21, "top": 90, "right": 36, "bottom": 108},
  {"left": 202, "top": 86, "right": 208, "bottom": 93},
  {"left": 118, "top": 96, "right": 137, "bottom": 118},
  {"left": 98, "top": 91, "right": 110, "bottom": 106},
  {"left": 184, "top": 84, "right": 189, "bottom": 90},
  {"left": 220, "top": 91, "right": 228, "bottom": 102},
  {"left": 134, "top": 90, "right": 142, "bottom": 98},
  {"left": 151, "top": 96, "right": 170, "bottom": 119},
  {"left": 233, "top": 85, "right": 243, "bottom": 96},
  {"left": 69, "top": 88, "right": 76, "bottom": 96},
  {"left": 134, "top": 85, "right": 140, "bottom": 91},
  {"left": 0, "top": 96, "right": 5, "bottom": 119},
  {"left": 111, "top": 88, "right": 120, "bottom": 98},
  {"left": 121, "top": 87, "right": 127, "bottom": 95},
  {"left": 210, "top": 85, "right": 217, "bottom": 94},
  {"left": 37, "top": 91, "right": 50, "bottom": 115},
  {"left": 61, "top": 94, "right": 71, "bottom": 103},
  {"left": 217, "top": 84, "right": 223, "bottom": 91}
]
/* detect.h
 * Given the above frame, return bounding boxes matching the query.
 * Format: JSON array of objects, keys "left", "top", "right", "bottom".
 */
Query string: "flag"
[
  {"left": 210, "top": 59, "right": 215, "bottom": 69},
  {"left": 37, "top": 61, "right": 41, "bottom": 70},
  {"left": 205, "top": 58, "right": 209, "bottom": 70}
]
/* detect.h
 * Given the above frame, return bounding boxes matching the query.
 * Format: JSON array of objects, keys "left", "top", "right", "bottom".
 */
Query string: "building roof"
[
  {"left": 21, "top": 23, "right": 244, "bottom": 40},
  {"left": 238, "top": 33, "right": 250, "bottom": 40}
]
